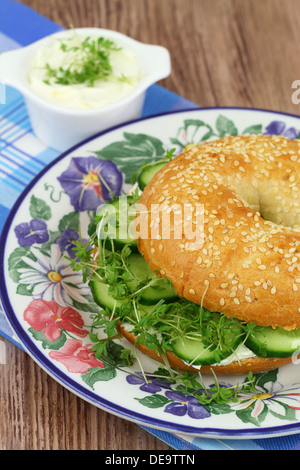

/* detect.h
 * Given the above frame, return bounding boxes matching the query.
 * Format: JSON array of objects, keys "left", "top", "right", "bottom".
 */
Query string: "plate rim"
[{"left": 2, "top": 106, "right": 300, "bottom": 439}]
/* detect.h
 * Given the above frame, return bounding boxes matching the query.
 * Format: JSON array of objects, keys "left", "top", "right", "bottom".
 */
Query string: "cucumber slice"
[
  {"left": 139, "top": 279, "right": 179, "bottom": 305},
  {"left": 172, "top": 316, "right": 245, "bottom": 366},
  {"left": 89, "top": 278, "right": 124, "bottom": 311},
  {"left": 89, "top": 253, "right": 179, "bottom": 311},
  {"left": 127, "top": 253, "right": 179, "bottom": 304},
  {"left": 246, "top": 325, "right": 300, "bottom": 358},
  {"left": 138, "top": 161, "right": 167, "bottom": 190},
  {"left": 172, "top": 335, "right": 218, "bottom": 366},
  {"left": 89, "top": 276, "right": 154, "bottom": 319},
  {"left": 95, "top": 195, "right": 138, "bottom": 251}
]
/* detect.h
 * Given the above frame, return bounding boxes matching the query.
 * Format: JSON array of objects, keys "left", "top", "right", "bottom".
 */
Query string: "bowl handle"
[
  {"left": 152, "top": 46, "right": 171, "bottom": 81},
  {"left": 0, "top": 47, "right": 29, "bottom": 89},
  {"left": 139, "top": 44, "right": 171, "bottom": 85}
]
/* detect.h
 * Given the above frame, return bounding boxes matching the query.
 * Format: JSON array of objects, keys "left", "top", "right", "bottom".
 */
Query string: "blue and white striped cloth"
[{"left": 1, "top": 0, "right": 300, "bottom": 450}]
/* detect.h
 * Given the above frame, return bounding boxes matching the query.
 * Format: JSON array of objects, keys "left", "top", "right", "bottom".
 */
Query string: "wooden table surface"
[{"left": 1, "top": 0, "right": 300, "bottom": 451}]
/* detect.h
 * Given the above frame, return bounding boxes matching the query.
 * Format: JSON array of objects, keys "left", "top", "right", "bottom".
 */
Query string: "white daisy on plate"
[{"left": 17, "top": 244, "right": 90, "bottom": 307}]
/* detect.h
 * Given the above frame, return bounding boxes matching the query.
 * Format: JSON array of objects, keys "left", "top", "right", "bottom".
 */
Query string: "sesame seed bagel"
[{"left": 137, "top": 134, "right": 300, "bottom": 330}]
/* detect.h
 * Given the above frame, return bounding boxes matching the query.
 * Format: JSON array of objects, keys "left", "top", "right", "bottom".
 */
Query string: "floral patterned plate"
[{"left": 2, "top": 107, "right": 300, "bottom": 439}]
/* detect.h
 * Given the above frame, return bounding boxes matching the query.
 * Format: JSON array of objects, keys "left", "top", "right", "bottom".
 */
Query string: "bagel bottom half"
[{"left": 118, "top": 323, "right": 293, "bottom": 375}]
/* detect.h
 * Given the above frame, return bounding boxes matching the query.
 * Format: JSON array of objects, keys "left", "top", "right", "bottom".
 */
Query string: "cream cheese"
[
  {"left": 213, "top": 343, "right": 256, "bottom": 366},
  {"left": 183, "top": 343, "right": 257, "bottom": 370},
  {"left": 27, "top": 33, "right": 142, "bottom": 109}
]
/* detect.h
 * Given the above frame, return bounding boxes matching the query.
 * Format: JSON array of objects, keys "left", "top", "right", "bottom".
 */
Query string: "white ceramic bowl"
[{"left": 0, "top": 28, "right": 171, "bottom": 151}]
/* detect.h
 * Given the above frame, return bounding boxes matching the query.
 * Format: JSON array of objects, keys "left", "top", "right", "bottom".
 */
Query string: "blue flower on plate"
[
  {"left": 57, "top": 156, "right": 123, "bottom": 211},
  {"left": 14, "top": 219, "right": 49, "bottom": 246},
  {"left": 126, "top": 372, "right": 172, "bottom": 393},
  {"left": 56, "top": 228, "right": 81, "bottom": 259},
  {"left": 164, "top": 390, "right": 211, "bottom": 419},
  {"left": 264, "top": 121, "right": 299, "bottom": 140}
]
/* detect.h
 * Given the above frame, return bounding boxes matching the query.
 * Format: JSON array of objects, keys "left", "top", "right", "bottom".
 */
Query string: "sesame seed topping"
[{"left": 139, "top": 134, "right": 300, "bottom": 328}]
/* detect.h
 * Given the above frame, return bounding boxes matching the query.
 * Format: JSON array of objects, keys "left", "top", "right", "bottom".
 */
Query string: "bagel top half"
[{"left": 137, "top": 134, "right": 300, "bottom": 330}]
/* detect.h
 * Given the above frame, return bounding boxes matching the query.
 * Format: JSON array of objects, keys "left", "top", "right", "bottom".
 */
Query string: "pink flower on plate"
[
  {"left": 24, "top": 299, "right": 89, "bottom": 341},
  {"left": 49, "top": 339, "right": 104, "bottom": 373}
]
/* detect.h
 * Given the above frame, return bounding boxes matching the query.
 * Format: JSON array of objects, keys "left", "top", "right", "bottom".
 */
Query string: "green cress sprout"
[{"left": 44, "top": 35, "right": 127, "bottom": 87}]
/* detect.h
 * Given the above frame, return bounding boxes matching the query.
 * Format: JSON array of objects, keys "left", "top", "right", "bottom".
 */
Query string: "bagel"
[
  {"left": 128, "top": 134, "right": 300, "bottom": 374},
  {"left": 138, "top": 134, "right": 300, "bottom": 328}
]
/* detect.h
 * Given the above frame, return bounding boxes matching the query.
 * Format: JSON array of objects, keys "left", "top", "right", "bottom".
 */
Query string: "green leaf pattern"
[{"left": 30, "top": 195, "right": 52, "bottom": 220}]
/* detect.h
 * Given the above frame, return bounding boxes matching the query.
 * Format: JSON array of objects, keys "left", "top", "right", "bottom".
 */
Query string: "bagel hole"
[{"left": 238, "top": 181, "right": 300, "bottom": 229}]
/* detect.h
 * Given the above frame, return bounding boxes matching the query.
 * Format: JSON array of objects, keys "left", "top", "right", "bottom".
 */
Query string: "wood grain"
[
  {"left": 1, "top": 0, "right": 300, "bottom": 450},
  {"left": 0, "top": 340, "right": 167, "bottom": 450}
]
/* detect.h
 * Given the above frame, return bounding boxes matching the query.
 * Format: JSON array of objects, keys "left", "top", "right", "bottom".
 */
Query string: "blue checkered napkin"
[{"left": 1, "top": 0, "right": 300, "bottom": 451}]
